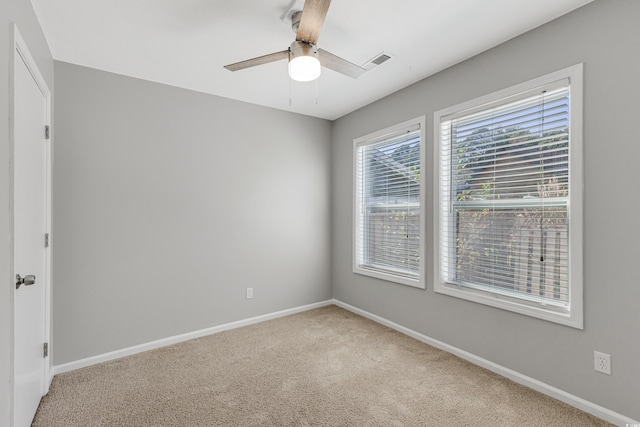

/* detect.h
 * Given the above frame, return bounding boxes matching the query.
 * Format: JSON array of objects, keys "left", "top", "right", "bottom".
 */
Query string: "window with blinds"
[
  {"left": 354, "top": 117, "right": 425, "bottom": 288},
  {"left": 434, "top": 65, "right": 583, "bottom": 328}
]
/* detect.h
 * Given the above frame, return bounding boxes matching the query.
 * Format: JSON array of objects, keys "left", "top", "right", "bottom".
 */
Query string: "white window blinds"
[
  {"left": 439, "top": 81, "right": 573, "bottom": 310},
  {"left": 354, "top": 122, "right": 422, "bottom": 286}
]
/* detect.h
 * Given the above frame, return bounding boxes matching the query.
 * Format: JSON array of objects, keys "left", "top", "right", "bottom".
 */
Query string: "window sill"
[
  {"left": 435, "top": 281, "right": 582, "bottom": 329},
  {"left": 354, "top": 266, "right": 424, "bottom": 289}
]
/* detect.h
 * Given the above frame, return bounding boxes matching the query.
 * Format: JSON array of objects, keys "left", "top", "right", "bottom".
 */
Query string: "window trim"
[
  {"left": 433, "top": 64, "right": 583, "bottom": 328},
  {"left": 353, "top": 116, "right": 426, "bottom": 289}
]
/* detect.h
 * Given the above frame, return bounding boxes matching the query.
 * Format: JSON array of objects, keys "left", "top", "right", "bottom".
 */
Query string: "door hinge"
[
  {"left": 43, "top": 342, "right": 48, "bottom": 358},
  {"left": 44, "top": 233, "right": 49, "bottom": 248},
  {"left": 45, "top": 125, "right": 50, "bottom": 140}
]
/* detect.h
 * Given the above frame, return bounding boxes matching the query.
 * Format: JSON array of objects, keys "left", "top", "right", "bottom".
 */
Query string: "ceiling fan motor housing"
[{"left": 290, "top": 40, "right": 318, "bottom": 59}]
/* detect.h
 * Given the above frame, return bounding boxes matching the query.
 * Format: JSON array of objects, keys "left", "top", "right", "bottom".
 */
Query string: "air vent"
[
  {"left": 363, "top": 52, "right": 393, "bottom": 71},
  {"left": 371, "top": 54, "right": 391, "bottom": 65}
]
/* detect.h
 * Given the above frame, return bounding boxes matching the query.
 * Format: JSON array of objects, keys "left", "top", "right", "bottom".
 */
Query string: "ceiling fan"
[{"left": 223, "top": 0, "right": 366, "bottom": 82}]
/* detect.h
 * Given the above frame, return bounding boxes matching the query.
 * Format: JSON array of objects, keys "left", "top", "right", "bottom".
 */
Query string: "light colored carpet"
[{"left": 34, "top": 305, "right": 611, "bottom": 426}]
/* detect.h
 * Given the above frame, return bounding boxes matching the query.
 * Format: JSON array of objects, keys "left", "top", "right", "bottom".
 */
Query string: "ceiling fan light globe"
[{"left": 289, "top": 55, "right": 321, "bottom": 82}]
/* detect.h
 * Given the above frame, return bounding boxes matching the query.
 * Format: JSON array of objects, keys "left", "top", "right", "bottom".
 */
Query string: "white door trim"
[{"left": 9, "top": 23, "right": 52, "bottom": 425}]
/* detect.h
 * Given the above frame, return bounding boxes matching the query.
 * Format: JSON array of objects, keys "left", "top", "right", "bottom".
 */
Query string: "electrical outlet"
[
  {"left": 594, "top": 351, "right": 611, "bottom": 375},
  {"left": 246, "top": 287, "right": 253, "bottom": 299}
]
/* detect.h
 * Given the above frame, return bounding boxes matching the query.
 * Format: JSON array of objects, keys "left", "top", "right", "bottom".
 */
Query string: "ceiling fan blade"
[
  {"left": 318, "top": 49, "right": 366, "bottom": 79},
  {"left": 296, "top": 0, "right": 331, "bottom": 45},
  {"left": 224, "top": 50, "right": 289, "bottom": 72}
]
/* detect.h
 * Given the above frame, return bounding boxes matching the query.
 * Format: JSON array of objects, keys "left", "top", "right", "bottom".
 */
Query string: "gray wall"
[
  {"left": 332, "top": 0, "right": 639, "bottom": 420},
  {"left": 53, "top": 62, "right": 332, "bottom": 364},
  {"left": 0, "top": 0, "right": 53, "bottom": 424}
]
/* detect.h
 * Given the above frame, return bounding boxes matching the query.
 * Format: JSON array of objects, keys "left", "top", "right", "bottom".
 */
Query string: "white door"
[{"left": 13, "top": 33, "right": 49, "bottom": 427}]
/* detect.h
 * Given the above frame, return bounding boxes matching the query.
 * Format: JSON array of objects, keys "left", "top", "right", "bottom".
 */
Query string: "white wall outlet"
[
  {"left": 246, "top": 287, "right": 253, "bottom": 299},
  {"left": 594, "top": 351, "right": 611, "bottom": 375}
]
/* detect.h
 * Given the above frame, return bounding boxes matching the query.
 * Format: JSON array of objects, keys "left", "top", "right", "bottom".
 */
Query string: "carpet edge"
[
  {"left": 332, "top": 299, "right": 637, "bottom": 427},
  {"left": 52, "top": 300, "right": 333, "bottom": 376}
]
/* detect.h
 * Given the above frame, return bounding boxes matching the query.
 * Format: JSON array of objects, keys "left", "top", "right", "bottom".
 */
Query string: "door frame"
[{"left": 8, "top": 23, "right": 52, "bottom": 423}]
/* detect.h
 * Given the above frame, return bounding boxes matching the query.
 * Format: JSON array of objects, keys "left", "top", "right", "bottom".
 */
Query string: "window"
[
  {"left": 434, "top": 65, "right": 583, "bottom": 328},
  {"left": 354, "top": 117, "right": 425, "bottom": 288}
]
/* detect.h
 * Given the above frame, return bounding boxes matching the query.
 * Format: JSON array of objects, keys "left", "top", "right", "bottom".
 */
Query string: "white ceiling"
[{"left": 31, "top": 0, "right": 592, "bottom": 120}]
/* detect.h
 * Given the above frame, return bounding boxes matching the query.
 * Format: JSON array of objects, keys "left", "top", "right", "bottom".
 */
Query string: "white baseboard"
[
  {"left": 52, "top": 300, "right": 333, "bottom": 376},
  {"left": 332, "top": 299, "right": 638, "bottom": 426},
  {"left": 50, "top": 298, "right": 637, "bottom": 425}
]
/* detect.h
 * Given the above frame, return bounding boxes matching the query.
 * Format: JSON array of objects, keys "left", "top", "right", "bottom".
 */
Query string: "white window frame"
[
  {"left": 353, "top": 116, "right": 426, "bottom": 289},
  {"left": 433, "top": 64, "right": 583, "bottom": 328}
]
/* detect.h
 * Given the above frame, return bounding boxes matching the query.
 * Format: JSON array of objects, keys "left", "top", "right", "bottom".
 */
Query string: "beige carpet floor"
[{"left": 33, "top": 305, "right": 611, "bottom": 426}]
